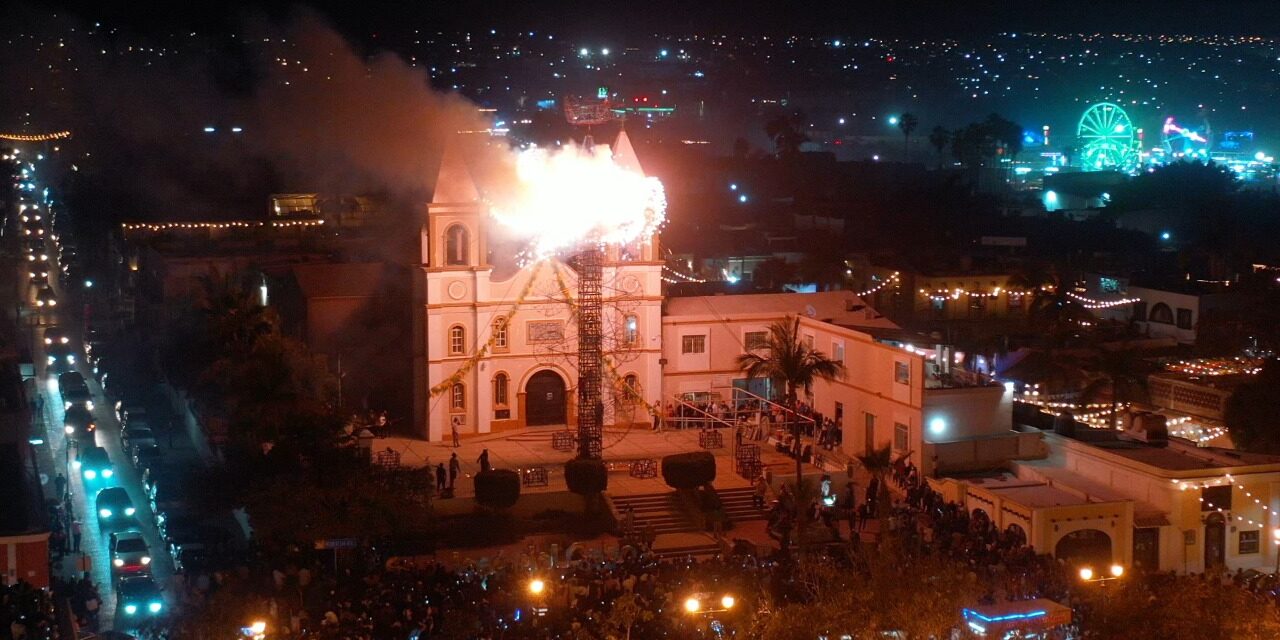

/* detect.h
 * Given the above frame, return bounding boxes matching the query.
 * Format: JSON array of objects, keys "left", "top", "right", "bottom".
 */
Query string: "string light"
[
  {"left": 121, "top": 219, "right": 325, "bottom": 233},
  {"left": 1064, "top": 291, "right": 1141, "bottom": 309},
  {"left": 1165, "top": 357, "right": 1262, "bottom": 377},
  {"left": 662, "top": 265, "right": 705, "bottom": 283},
  {"left": 920, "top": 286, "right": 1035, "bottom": 301},
  {"left": 0, "top": 131, "right": 71, "bottom": 142},
  {"left": 856, "top": 271, "right": 900, "bottom": 297}
]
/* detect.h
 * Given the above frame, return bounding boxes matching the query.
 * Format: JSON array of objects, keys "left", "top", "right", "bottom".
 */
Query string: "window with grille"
[
  {"left": 449, "top": 325, "right": 465, "bottom": 355},
  {"left": 492, "top": 318, "right": 508, "bottom": 351},
  {"left": 682, "top": 335, "right": 706, "bottom": 354},
  {"left": 450, "top": 383, "right": 465, "bottom": 411},
  {"left": 493, "top": 374, "right": 509, "bottom": 407}
]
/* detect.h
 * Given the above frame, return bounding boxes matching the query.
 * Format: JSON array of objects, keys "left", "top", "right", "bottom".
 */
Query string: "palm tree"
[
  {"left": 854, "top": 445, "right": 893, "bottom": 517},
  {"left": 897, "top": 112, "right": 919, "bottom": 162},
  {"left": 737, "top": 316, "right": 845, "bottom": 551},
  {"left": 928, "top": 126, "right": 950, "bottom": 169},
  {"left": 764, "top": 110, "right": 810, "bottom": 160}
]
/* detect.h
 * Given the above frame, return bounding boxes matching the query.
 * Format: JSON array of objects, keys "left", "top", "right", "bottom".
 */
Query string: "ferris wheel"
[{"left": 1077, "top": 102, "right": 1137, "bottom": 171}]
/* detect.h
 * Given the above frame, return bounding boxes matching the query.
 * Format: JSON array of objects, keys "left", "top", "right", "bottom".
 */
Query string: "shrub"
[
  {"left": 661, "top": 451, "right": 716, "bottom": 490},
  {"left": 474, "top": 469, "right": 520, "bottom": 510},
  {"left": 564, "top": 458, "right": 608, "bottom": 495}
]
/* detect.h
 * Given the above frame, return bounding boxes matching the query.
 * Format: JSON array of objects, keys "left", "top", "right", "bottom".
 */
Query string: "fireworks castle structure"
[{"left": 414, "top": 132, "right": 664, "bottom": 445}]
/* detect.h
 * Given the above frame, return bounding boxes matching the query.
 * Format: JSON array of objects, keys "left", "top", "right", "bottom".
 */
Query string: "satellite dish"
[{"left": 804, "top": 304, "right": 817, "bottom": 318}]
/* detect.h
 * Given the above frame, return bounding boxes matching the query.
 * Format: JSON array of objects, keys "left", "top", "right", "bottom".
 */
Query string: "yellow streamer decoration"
[{"left": 428, "top": 260, "right": 547, "bottom": 397}]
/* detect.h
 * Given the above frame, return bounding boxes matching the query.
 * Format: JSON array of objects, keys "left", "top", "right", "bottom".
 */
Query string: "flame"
[{"left": 491, "top": 143, "right": 665, "bottom": 258}]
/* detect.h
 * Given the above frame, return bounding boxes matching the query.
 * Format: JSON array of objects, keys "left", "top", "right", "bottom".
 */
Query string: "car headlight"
[
  {"left": 148, "top": 602, "right": 162, "bottom": 613},
  {"left": 102, "top": 468, "right": 113, "bottom": 478},
  {"left": 84, "top": 399, "right": 92, "bottom": 409},
  {"left": 43, "top": 337, "right": 51, "bottom": 344},
  {"left": 99, "top": 508, "right": 112, "bottom": 518},
  {"left": 64, "top": 401, "right": 72, "bottom": 409},
  {"left": 35, "top": 300, "right": 43, "bottom": 307},
  {"left": 67, "top": 355, "right": 75, "bottom": 364},
  {"left": 125, "top": 507, "right": 136, "bottom": 516},
  {"left": 65, "top": 425, "right": 75, "bottom": 434},
  {"left": 84, "top": 469, "right": 96, "bottom": 480},
  {"left": 47, "top": 356, "right": 55, "bottom": 365},
  {"left": 48, "top": 299, "right": 56, "bottom": 306},
  {"left": 72, "top": 459, "right": 81, "bottom": 468},
  {"left": 112, "top": 558, "right": 124, "bottom": 567},
  {"left": 141, "top": 556, "right": 151, "bottom": 565},
  {"left": 60, "top": 337, "right": 68, "bottom": 344},
  {"left": 124, "top": 604, "right": 137, "bottom": 615}
]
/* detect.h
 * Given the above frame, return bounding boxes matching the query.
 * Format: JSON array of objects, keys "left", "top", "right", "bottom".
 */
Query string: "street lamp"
[
  {"left": 248, "top": 620, "right": 266, "bottom": 640},
  {"left": 683, "top": 592, "right": 736, "bottom": 615},
  {"left": 1079, "top": 564, "right": 1124, "bottom": 629},
  {"left": 528, "top": 578, "right": 545, "bottom": 595}
]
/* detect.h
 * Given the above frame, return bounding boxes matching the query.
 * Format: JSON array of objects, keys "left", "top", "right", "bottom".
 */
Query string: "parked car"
[
  {"left": 109, "top": 531, "right": 152, "bottom": 580},
  {"left": 131, "top": 443, "right": 162, "bottom": 471},
  {"left": 75, "top": 446, "right": 113, "bottom": 482},
  {"left": 63, "top": 406, "right": 96, "bottom": 440},
  {"left": 116, "top": 575, "right": 163, "bottom": 618},
  {"left": 116, "top": 401, "right": 148, "bottom": 427},
  {"left": 120, "top": 426, "right": 157, "bottom": 453},
  {"left": 95, "top": 487, "right": 137, "bottom": 526}
]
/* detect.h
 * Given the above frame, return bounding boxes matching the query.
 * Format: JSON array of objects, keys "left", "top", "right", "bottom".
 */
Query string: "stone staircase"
[{"left": 612, "top": 486, "right": 769, "bottom": 558}]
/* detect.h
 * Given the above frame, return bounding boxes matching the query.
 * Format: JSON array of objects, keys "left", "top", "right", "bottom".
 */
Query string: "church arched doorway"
[{"left": 526, "top": 370, "right": 567, "bottom": 426}]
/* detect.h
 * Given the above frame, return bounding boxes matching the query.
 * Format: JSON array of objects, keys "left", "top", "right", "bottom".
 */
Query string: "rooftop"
[
  {"left": 664, "top": 290, "right": 898, "bottom": 330},
  {"left": 1065, "top": 429, "right": 1280, "bottom": 472}
]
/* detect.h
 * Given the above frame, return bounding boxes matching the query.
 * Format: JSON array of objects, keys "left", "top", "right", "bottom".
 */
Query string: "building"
[
  {"left": 932, "top": 413, "right": 1280, "bottom": 574},
  {"left": 1126, "top": 282, "right": 1246, "bottom": 346},
  {"left": 415, "top": 134, "right": 664, "bottom": 441},
  {"left": 0, "top": 349, "right": 47, "bottom": 588},
  {"left": 662, "top": 290, "right": 1041, "bottom": 475}
]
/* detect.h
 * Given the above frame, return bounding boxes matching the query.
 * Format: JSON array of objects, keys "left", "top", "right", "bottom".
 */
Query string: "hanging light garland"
[
  {"left": 1064, "top": 291, "right": 1141, "bottom": 309},
  {"left": 920, "top": 286, "right": 1036, "bottom": 301},
  {"left": 0, "top": 131, "right": 71, "bottom": 142},
  {"left": 1178, "top": 474, "right": 1276, "bottom": 530},
  {"left": 1165, "top": 357, "right": 1262, "bottom": 377},
  {"left": 121, "top": 219, "right": 325, "bottom": 233},
  {"left": 856, "top": 271, "right": 900, "bottom": 297},
  {"left": 662, "top": 265, "right": 706, "bottom": 283},
  {"left": 428, "top": 261, "right": 547, "bottom": 397}
]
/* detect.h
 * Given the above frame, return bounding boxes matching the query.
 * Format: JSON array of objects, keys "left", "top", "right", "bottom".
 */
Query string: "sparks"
[{"left": 491, "top": 143, "right": 666, "bottom": 258}]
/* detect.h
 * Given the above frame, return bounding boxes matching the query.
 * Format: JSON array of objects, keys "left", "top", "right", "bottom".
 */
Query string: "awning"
[{"left": 963, "top": 598, "right": 1072, "bottom": 635}]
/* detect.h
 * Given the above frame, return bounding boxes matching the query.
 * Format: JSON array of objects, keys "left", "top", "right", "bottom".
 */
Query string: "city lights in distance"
[
  {"left": 738, "top": 194, "right": 748, "bottom": 203},
  {"left": 1160, "top": 231, "right": 1171, "bottom": 241},
  {"left": 888, "top": 115, "right": 899, "bottom": 126}
]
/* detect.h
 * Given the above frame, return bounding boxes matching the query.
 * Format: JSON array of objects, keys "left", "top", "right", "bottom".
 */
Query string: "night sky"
[{"left": 32, "top": 0, "right": 1280, "bottom": 41}]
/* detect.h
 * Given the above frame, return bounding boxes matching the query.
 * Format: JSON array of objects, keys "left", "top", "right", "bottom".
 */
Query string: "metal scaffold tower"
[{"left": 574, "top": 244, "right": 605, "bottom": 459}]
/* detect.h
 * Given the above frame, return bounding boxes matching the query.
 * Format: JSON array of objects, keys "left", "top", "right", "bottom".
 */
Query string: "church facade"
[{"left": 415, "top": 134, "right": 664, "bottom": 442}]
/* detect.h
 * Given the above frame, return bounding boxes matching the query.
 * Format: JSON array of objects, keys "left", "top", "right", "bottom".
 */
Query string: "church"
[{"left": 414, "top": 132, "right": 664, "bottom": 441}]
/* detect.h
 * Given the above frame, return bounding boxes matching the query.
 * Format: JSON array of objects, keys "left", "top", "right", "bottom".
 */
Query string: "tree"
[
  {"left": 751, "top": 257, "right": 796, "bottom": 291},
  {"left": 1225, "top": 359, "right": 1280, "bottom": 453},
  {"left": 764, "top": 110, "right": 810, "bottom": 160},
  {"left": 757, "top": 545, "right": 978, "bottom": 640},
  {"left": 928, "top": 125, "right": 950, "bottom": 168},
  {"left": 1080, "top": 346, "right": 1149, "bottom": 430},
  {"left": 897, "top": 112, "right": 919, "bottom": 162},
  {"left": 737, "top": 316, "right": 844, "bottom": 551},
  {"left": 854, "top": 445, "right": 893, "bottom": 517}
]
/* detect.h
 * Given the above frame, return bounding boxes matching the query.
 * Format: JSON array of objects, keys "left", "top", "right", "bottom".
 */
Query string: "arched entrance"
[
  {"left": 1205, "top": 513, "right": 1226, "bottom": 569},
  {"left": 1005, "top": 524, "right": 1028, "bottom": 548},
  {"left": 1055, "top": 529, "right": 1113, "bottom": 569},
  {"left": 525, "top": 370, "right": 567, "bottom": 426}
]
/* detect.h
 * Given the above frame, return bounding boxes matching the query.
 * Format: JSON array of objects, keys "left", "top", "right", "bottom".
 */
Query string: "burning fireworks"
[{"left": 490, "top": 143, "right": 666, "bottom": 258}]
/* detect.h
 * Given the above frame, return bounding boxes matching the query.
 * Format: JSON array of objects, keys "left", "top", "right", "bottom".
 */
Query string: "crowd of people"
[{"left": 1, "top": 581, "right": 59, "bottom": 640}]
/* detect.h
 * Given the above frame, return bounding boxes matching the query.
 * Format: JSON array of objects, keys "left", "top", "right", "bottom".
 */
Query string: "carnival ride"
[
  {"left": 1160, "top": 116, "right": 1211, "bottom": 158},
  {"left": 1076, "top": 103, "right": 1138, "bottom": 171}
]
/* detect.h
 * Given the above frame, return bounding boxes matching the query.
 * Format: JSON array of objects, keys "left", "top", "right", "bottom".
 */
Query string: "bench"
[
  {"left": 522, "top": 466, "right": 549, "bottom": 487},
  {"left": 628, "top": 459, "right": 657, "bottom": 479},
  {"left": 551, "top": 430, "right": 576, "bottom": 451}
]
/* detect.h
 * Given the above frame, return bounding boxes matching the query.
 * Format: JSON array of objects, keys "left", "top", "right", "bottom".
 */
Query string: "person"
[
  {"left": 451, "top": 422, "right": 461, "bottom": 448},
  {"left": 622, "top": 506, "right": 635, "bottom": 537},
  {"left": 435, "top": 463, "right": 447, "bottom": 493},
  {"left": 477, "top": 448, "right": 491, "bottom": 472},
  {"left": 70, "top": 519, "right": 82, "bottom": 553},
  {"left": 448, "top": 453, "right": 461, "bottom": 488},
  {"left": 54, "top": 473, "right": 66, "bottom": 500},
  {"left": 752, "top": 474, "right": 769, "bottom": 509}
]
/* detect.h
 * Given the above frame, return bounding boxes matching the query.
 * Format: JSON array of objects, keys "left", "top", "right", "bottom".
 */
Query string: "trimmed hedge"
[
  {"left": 564, "top": 458, "right": 608, "bottom": 495},
  {"left": 661, "top": 451, "right": 716, "bottom": 490},
  {"left": 474, "top": 469, "right": 521, "bottom": 510}
]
